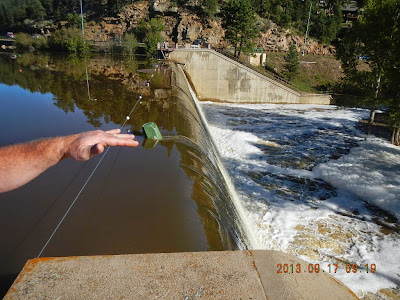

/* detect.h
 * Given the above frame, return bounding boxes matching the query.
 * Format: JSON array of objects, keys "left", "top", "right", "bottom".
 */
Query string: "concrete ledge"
[
  {"left": 5, "top": 251, "right": 358, "bottom": 300},
  {"left": 300, "top": 93, "right": 335, "bottom": 105}
]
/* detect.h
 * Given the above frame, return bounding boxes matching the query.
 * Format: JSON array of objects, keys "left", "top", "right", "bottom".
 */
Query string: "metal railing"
[{"left": 213, "top": 48, "right": 298, "bottom": 91}]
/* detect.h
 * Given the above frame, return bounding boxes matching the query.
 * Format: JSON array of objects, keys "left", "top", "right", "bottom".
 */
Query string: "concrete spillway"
[{"left": 169, "top": 49, "right": 333, "bottom": 105}]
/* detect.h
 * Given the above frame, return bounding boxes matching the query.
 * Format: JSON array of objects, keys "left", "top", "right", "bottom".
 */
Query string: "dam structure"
[
  {"left": 169, "top": 49, "right": 333, "bottom": 105},
  {"left": 3, "top": 55, "right": 356, "bottom": 298}
]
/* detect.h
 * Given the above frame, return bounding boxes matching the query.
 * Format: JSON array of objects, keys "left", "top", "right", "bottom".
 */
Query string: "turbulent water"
[{"left": 201, "top": 102, "right": 400, "bottom": 299}]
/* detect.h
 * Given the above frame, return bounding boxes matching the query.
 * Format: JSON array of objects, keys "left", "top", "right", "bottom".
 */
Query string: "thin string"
[{"left": 37, "top": 95, "right": 143, "bottom": 258}]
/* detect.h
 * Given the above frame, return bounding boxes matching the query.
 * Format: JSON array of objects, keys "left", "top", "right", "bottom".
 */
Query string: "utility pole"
[
  {"left": 79, "top": 0, "right": 85, "bottom": 38},
  {"left": 302, "top": 1, "right": 312, "bottom": 56}
]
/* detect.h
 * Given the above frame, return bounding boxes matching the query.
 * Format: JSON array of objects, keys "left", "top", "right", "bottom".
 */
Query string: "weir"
[
  {"left": 169, "top": 62, "right": 258, "bottom": 249},
  {"left": 169, "top": 49, "right": 334, "bottom": 105}
]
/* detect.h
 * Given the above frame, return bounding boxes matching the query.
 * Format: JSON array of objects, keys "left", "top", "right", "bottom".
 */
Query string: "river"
[{"left": 201, "top": 101, "right": 400, "bottom": 299}]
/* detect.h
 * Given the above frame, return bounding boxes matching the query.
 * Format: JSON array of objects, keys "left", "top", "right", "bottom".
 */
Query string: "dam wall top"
[
  {"left": 169, "top": 49, "right": 333, "bottom": 105},
  {"left": 5, "top": 250, "right": 358, "bottom": 299}
]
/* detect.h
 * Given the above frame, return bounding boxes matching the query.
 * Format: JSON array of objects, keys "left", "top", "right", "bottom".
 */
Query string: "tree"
[
  {"left": 134, "top": 17, "right": 164, "bottom": 57},
  {"left": 283, "top": 43, "right": 299, "bottom": 80},
  {"left": 221, "top": 0, "right": 258, "bottom": 58},
  {"left": 49, "top": 27, "right": 89, "bottom": 54},
  {"left": 203, "top": 0, "right": 218, "bottom": 17},
  {"left": 122, "top": 33, "right": 138, "bottom": 56},
  {"left": 336, "top": 0, "right": 400, "bottom": 138},
  {"left": 66, "top": 13, "right": 84, "bottom": 28},
  {"left": 310, "top": 0, "right": 342, "bottom": 44},
  {"left": 251, "top": 0, "right": 272, "bottom": 18},
  {"left": 134, "top": 19, "right": 148, "bottom": 42}
]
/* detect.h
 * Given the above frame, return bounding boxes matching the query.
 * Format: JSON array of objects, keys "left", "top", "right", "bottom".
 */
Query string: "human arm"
[{"left": 0, "top": 129, "right": 139, "bottom": 193}]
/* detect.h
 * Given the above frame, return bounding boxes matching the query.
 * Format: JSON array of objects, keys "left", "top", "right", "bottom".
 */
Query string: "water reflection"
[{"left": 0, "top": 53, "right": 239, "bottom": 296}]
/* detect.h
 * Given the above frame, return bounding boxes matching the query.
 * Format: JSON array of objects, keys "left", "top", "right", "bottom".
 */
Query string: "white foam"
[
  {"left": 314, "top": 138, "right": 400, "bottom": 220},
  {"left": 201, "top": 102, "right": 400, "bottom": 297}
]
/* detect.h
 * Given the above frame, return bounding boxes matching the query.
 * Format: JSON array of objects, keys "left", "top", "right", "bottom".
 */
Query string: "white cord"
[{"left": 37, "top": 95, "right": 143, "bottom": 257}]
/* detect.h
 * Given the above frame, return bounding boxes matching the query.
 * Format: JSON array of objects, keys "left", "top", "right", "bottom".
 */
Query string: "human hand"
[{"left": 65, "top": 129, "right": 139, "bottom": 161}]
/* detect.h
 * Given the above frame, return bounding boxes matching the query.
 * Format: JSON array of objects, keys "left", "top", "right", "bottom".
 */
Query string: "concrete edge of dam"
[
  {"left": 5, "top": 250, "right": 358, "bottom": 299},
  {"left": 173, "top": 63, "right": 260, "bottom": 250},
  {"left": 168, "top": 49, "right": 334, "bottom": 105}
]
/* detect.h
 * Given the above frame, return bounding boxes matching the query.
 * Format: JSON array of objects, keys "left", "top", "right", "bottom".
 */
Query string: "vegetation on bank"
[
  {"left": 2, "top": 0, "right": 349, "bottom": 46},
  {"left": 13, "top": 15, "right": 164, "bottom": 57},
  {"left": 336, "top": 0, "right": 400, "bottom": 144}
]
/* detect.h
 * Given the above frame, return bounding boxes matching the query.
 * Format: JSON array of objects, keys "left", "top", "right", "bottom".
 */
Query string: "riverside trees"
[
  {"left": 336, "top": 0, "right": 400, "bottom": 144},
  {"left": 283, "top": 44, "right": 299, "bottom": 81},
  {"left": 250, "top": 0, "right": 343, "bottom": 44},
  {"left": 221, "top": 0, "right": 258, "bottom": 58}
]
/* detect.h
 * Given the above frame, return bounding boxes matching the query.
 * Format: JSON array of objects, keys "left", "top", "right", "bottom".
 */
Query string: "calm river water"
[{"left": 0, "top": 53, "right": 240, "bottom": 295}]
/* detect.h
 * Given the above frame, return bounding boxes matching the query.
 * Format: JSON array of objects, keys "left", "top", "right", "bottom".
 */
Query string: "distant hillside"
[{"left": 1, "top": 0, "right": 349, "bottom": 55}]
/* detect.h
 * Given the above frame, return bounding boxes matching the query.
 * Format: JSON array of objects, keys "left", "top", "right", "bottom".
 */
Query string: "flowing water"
[
  {"left": 202, "top": 102, "right": 400, "bottom": 298},
  {"left": 0, "top": 53, "right": 244, "bottom": 296}
]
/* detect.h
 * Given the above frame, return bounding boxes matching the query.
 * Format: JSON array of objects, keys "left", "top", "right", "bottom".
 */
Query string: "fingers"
[
  {"left": 113, "top": 133, "right": 137, "bottom": 139},
  {"left": 90, "top": 143, "right": 105, "bottom": 157},
  {"left": 106, "top": 129, "right": 121, "bottom": 134},
  {"left": 104, "top": 137, "right": 139, "bottom": 147},
  {"left": 104, "top": 129, "right": 136, "bottom": 141}
]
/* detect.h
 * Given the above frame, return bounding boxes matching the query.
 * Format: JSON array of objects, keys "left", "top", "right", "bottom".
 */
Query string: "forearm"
[
  {"left": 0, "top": 129, "right": 138, "bottom": 193},
  {"left": 0, "top": 136, "right": 72, "bottom": 193}
]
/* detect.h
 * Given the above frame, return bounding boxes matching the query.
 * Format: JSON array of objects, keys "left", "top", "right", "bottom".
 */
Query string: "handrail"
[{"left": 214, "top": 48, "right": 298, "bottom": 90}]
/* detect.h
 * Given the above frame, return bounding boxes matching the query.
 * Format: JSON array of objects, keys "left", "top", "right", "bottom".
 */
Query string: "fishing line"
[
  {"left": 37, "top": 91, "right": 144, "bottom": 257},
  {"left": 37, "top": 0, "right": 149, "bottom": 257}
]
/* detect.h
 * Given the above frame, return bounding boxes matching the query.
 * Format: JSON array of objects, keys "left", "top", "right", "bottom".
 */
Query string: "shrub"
[
  {"left": 15, "top": 33, "right": 48, "bottom": 50},
  {"left": 15, "top": 33, "right": 34, "bottom": 49},
  {"left": 49, "top": 27, "right": 90, "bottom": 54},
  {"left": 122, "top": 33, "right": 138, "bottom": 55}
]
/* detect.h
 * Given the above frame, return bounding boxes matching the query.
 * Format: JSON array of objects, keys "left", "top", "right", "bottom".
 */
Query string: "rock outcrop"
[
  {"left": 259, "top": 25, "right": 335, "bottom": 55},
  {"left": 83, "top": 0, "right": 334, "bottom": 55}
]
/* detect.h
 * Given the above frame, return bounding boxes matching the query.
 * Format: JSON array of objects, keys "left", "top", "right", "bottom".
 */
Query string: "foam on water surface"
[{"left": 201, "top": 102, "right": 400, "bottom": 298}]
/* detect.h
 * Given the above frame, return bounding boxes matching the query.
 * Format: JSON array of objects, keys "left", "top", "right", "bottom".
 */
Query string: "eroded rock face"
[
  {"left": 85, "top": 2, "right": 150, "bottom": 41},
  {"left": 259, "top": 24, "right": 335, "bottom": 55},
  {"left": 175, "top": 12, "right": 203, "bottom": 42},
  {"left": 119, "top": 1, "right": 150, "bottom": 30},
  {"left": 151, "top": 0, "right": 178, "bottom": 14}
]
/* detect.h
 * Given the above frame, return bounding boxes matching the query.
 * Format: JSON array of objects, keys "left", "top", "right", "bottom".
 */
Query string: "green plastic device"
[{"left": 142, "top": 122, "right": 163, "bottom": 140}]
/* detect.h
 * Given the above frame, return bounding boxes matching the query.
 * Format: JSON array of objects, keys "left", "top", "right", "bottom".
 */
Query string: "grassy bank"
[{"left": 264, "top": 52, "right": 343, "bottom": 93}]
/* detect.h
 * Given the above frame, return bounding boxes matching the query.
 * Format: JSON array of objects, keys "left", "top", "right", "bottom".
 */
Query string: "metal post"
[
  {"left": 302, "top": 1, "right": 312, "bottom": 56},
  {"left": 79, "top": 0, "right": 85, "bottom": 38}
]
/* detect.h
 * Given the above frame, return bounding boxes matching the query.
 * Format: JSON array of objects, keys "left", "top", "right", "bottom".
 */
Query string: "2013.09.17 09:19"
[{"left": 277, "top": 263, "right": 376, "bottom": 274}]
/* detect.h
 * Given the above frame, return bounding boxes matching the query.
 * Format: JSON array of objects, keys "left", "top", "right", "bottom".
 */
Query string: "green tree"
[
  {"left": 15, "top": 32, "right": 48, "bottom": 50},
  {"left": 309, "top": 0, "right": 342, "bottom": 44},
  {"left": 221, "top": 0, "right": 258, "bottom": 58},
  {"left": 122, "top": 33, "right": 138, "bottom": 56},
  {"left": 283, "top": 43, "right": 299, "bottom": 80},
  {"left": 145, "top": 31, "right": 163, "bottom": 57},
  {"left": 150, "top": 18, "right": 164, "bottom": 32},
  {"left": 134, "top": 19, "right": 148, "bottom": 42},
  {"left": 336, "top": 0, "right": 400, "bottom": 140},
  {"left": 26, "top": 0, "right": 46, "bottom": 20},
  {"left": 49, "top": 27, "right": 89, "bottom": 54},
  {"left": 134, "top": 18, "right": 164, "bottom": 57},
  {"left": 203, "top": 0, "right": 218, "bottom": 17},
  {"left": 66, "top": 13, "right": 84, "bottom": 28},
  {"left": 251, "top": 0, "right": 272, "bottom": 18}
]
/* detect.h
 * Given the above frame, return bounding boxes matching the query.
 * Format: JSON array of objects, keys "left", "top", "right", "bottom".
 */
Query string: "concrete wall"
[{"left": 169, "top": 49, "right": 334, "bottom": 105}]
